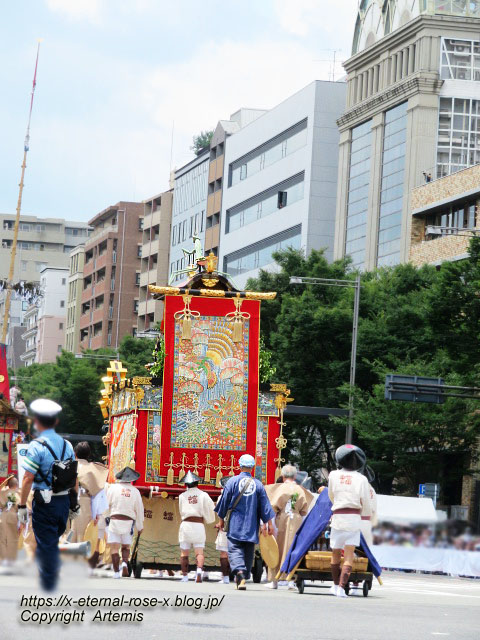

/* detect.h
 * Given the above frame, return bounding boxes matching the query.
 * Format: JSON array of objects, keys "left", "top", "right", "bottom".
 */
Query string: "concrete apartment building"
[
  {"left": 64, "top": 245, "right": 85, "bottom": 354},
  {"left": 334, "top": 0, "right": 480, "bottom": 271},
  {"left": 169, "top": 151, "right": 209, "bottom": 282},
  {"left": 0, "top": 213, "right": 90, "bottom": 368},
  {"left": 20, "top": 267, "right": 68, "bottom": 366},
  {"left": 137, "top": 190, "right": 173, "bottom": 333},
  {"left": 0, "top": 214, "right": 90, "bottom": 282},
  {"left": 79, "top": 201, "right": 143, "bottom": 350},
  {"left": 218, "top": 81, "right": 347, "bottom": 288}
]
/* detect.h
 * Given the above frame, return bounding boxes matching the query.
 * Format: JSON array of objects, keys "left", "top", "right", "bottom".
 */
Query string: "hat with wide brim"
[
  {"left": 83, "top": 520, "right": 99, "bottom": 557},
  {"left": 182, "top": 470, "right": 200, "bottom": 485},
  {"left": 259, "top": 533, "right": 279, "bottom": 569},
  {"left": 115, "top": 466, "right": 141, "bottom": 482}
]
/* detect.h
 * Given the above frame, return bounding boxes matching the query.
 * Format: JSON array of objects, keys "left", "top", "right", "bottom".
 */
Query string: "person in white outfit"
[
  {"left": 106, "top": 466, "right": 144, "bottom": 579},
  {"left": 359, "top": 466, "right": 377, "bottom": 548},
  {"left": 178, "top": 471, "right": 215, "bottom": 583},
  {"left": 328, "top": 445, "right": 371, "bottom": 598}
]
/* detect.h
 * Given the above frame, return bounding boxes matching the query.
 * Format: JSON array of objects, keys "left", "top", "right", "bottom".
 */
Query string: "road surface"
[{"left": 0, "top": 563, "right": 478, "bottom": 640}]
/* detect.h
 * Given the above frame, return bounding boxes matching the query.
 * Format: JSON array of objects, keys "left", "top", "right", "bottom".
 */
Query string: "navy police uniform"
[{"left": 21, "top": 400, "right": 75, "bottom": 591}]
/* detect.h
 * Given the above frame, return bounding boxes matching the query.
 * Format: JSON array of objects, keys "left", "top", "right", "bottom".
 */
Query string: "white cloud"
[
  {"left": 140, "top": 38, "right": 329, "bottom": 172},
  {"left": 45, "top": 0, "right": 103, "bottom": 24},
  {"left": 273, "top": 0, "right": 357, "bottom": 38}
]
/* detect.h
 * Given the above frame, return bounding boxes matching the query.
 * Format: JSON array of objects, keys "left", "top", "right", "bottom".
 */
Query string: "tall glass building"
[{"left": 334, "top": 0, "right": 480, "bottom": 270}]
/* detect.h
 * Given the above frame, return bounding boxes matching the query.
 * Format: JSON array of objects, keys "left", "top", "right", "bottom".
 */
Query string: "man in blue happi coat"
[{"left": 215, "top": 454, "right": 275, "bottom": 590}]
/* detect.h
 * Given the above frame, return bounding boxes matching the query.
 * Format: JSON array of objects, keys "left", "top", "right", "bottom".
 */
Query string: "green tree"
[{"left": 191, "top": 130, "right": 213, "bottom": 155}]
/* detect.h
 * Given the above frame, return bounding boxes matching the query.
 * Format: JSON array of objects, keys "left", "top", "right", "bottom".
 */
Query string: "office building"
[
  {"left": 219, "top": 81, "right": 346, "bottom": 288},
  {"left": 20, "top": 267, "right": 68, "bottom": 366},
  {"left": 169, "top": 151, "right": 209, "bottom": 282},
  {"left": 334, "top": 0, "right": 480, "bottom": 271},
  {"left": 137, "top": 190, "right": 173, "bottom": 333},
  {"left": 64, "top": 246, "right": 85, "bottom": 354},
  {"left": 79, "top": 201, "right": 143, "bottom": 350}
]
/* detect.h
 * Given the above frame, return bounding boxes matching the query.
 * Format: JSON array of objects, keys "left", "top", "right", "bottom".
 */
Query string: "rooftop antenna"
[{"left": 1, "top": 41, "right": 41, "bottom": 344}]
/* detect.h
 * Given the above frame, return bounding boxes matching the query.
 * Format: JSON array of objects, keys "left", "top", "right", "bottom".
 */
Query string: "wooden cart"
[{"left": 293, "top": 550, "right": 374, "bottom": 596}]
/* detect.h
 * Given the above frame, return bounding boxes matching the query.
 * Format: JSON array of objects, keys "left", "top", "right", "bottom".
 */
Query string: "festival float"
[
  {"left": 0, "top": 344, "right": 22, "bottom": 483},
  {"left": 98, "top": 249, "right": 292, "bottom": 578}
]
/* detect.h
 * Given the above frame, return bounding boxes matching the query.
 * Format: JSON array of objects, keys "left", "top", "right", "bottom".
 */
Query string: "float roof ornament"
[{"left": 352, "top": 1, "right": 480, "bottom": 56}]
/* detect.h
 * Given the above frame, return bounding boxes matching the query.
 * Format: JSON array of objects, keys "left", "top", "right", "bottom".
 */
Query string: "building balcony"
[
  {"left": 83, "top": 260, "right": 94, "bottom": 277},
  {"left": 21, "top": 325, "right": 37, "bottom": 340},
  {"left": 143, "top": 209, "right": 161, "bottom": 229},
  {"left": 79, "top": 313, "right": 92, "bottom": 330},
  {"left": 409, "top": 233, "right": 471, "bottom": 267},
  {"left": 138, "top": 298, "right": 157, "bottom": 318},
  {"left": 20, "top": 346, "right": 36, "bottom": 362},
  {"left": 88, "top": 225, "right": 118, "bottom": 243},
  {"left": 93, "top": 279, "right": 106, "bottom": 297},
  {"left": 141, "top": 242, "right": 159, "bottom": 260},
  {"left": 411, "top": 164, "right": 480, "bottom": 214},
  {"left": 94, "top": 252, "right": 108, "bottom": 271},
  {"left": 139, "top": 268, "right": 158, "bottom": 288},
  {"left": 89, "top": 335, "right": 104, "bottom": 350}
]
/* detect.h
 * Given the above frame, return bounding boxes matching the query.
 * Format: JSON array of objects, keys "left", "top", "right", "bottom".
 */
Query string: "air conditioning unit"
[{"left": 426, "top": 226, "right": 443, "bottom": 236}]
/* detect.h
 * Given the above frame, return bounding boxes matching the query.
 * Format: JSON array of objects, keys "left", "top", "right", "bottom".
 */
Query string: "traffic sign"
[{"left": 418, "top": 484, "right": 425, "bottom": 496}]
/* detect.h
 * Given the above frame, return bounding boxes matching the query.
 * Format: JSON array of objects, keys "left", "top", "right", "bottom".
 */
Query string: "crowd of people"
[{"left": 372, "top": 523, "right": 480, "bottom": 551}]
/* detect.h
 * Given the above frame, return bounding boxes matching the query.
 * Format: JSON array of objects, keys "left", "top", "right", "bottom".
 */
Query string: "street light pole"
[
  {"left": 347, "top": 273, "right": 361, "bottom": 444},
  {"left": 290, "top": 274, "right": 361, "bottom": 444}
]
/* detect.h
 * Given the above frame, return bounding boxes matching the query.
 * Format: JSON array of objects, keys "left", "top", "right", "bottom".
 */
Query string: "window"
[
  {"left": 135, "top": 272, "right": 141, "bottom": 285},
  {"left": 61, "top": 278, "right": 66, "bottom": 285},
  {"left": 423, "top": 200, "right": 478, "bottom": 238},
  {"left": 59, "top": 323, "right": 63, "bottom": 330},
  {"left": 377, "top": 103, "right": 407, "bottom": 267},
  {"left": 60, "top": 300, "right": 65, "bottom": 308},
  {"left": 226, "top": 173, "right": 304, "bottom": 233},
  {"left": 21, "top": 261, "right": 27, "bottom": 271},
  {"left": 441, "top": 38, "right": 480, "bottom": 81},
  {"left": 172, "top": 159, "right": 208, "bottom": 217},
  {"left": 36, "top": 224, "right": 45, "bottom": 232},
  {"left": 224, "top": 225, "right": 302, "bottom": 277},
  {"left": 137, "top": 245, "right": 142, "bottom": 258},
  {"left": 134, "top": 300, "right": 139, "bottom": 313},
  {"left": 230, "top": 119, "right": 308, "bottom": 186},
  {"left": 138, "top": 218, "right": 144, "bottom": 231},
  {"left": 437, "top": 97, "right": 480, "bottom": 177},
  {"left": 345, "top": 119, "right": 372, "bottom": 269},
  {"left": 19, "top": 223, "right": 31, "bottom": 231}
]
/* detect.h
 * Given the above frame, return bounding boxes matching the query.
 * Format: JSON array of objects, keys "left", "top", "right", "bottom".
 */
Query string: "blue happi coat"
[{"left": 215, "top": 472, "right": 275, "bottom": 544}]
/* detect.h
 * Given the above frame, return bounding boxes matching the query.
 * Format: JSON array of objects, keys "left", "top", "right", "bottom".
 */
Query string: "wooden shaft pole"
[{"left": 1, "top": 149, "right": 28, "bottom": 344}]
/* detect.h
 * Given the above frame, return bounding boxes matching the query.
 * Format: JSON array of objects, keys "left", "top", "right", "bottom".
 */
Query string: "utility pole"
[{"left": 1, "top": 42, "right": 41, "bottom": 345}]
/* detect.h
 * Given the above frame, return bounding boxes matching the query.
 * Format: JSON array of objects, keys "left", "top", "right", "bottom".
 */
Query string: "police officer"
[{"left": 17, "top": 399, "right": 78, "bottom": 591}]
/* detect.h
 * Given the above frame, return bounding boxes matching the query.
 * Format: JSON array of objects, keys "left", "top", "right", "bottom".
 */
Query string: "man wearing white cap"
[
  {"left": 17, "top": 399, "right": 78, "bottom": 591},
  {"left": 215, "top": 454, "right": 275, "bottom": 590}
]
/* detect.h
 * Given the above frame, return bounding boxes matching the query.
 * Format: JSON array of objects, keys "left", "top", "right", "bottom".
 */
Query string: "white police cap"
[
  {"left": 30, "top": 398, "right": 62, "bottom": 418},
  {"left": 239, "top": 454, "right": 255, "bottom": 468}
]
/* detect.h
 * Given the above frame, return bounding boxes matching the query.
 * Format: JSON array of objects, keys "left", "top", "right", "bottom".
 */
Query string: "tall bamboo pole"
[{"left": 1, "top": 42, "right": 41, "bottom": 345}]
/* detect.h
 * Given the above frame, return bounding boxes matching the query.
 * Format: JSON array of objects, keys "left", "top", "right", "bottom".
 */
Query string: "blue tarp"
[{"left": 280, "top": 490, "right": 382, "bottom": 579}]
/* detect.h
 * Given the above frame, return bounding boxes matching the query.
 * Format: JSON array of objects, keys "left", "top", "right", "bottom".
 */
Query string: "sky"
[{"left": 0, "top": 0, "right": 358, "bottom": 223}]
